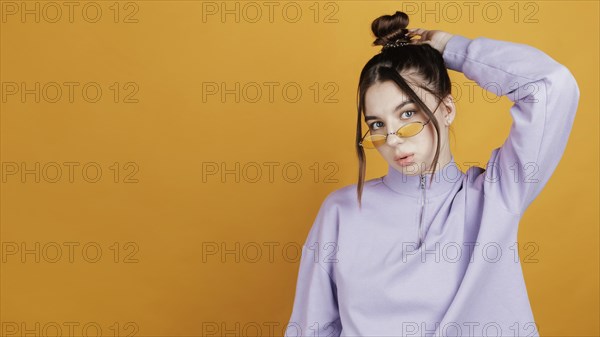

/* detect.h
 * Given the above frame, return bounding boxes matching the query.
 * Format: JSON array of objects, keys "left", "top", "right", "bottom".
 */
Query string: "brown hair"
[{"left": 356, "top": 11, "right": 453, "bottom": 209}]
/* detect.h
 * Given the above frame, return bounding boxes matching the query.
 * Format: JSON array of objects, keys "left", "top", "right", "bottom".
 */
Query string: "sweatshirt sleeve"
[
  {"left": 284, "top": 194, "right": 342, "bottom": 337},
  {"left": 443, "top": 35, "right": 580, "bottom": 215}
]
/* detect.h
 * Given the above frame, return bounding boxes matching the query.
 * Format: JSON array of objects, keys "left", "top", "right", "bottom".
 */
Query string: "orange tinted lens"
[
  {"left": 362, "top": 135, "right": 386, "bottom": 148},
  {"left": 397, "top": 122, "right": 424, "bottom": 137}
]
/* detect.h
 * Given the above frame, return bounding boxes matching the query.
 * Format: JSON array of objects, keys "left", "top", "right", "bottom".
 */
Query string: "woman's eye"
[
  {"left": 369, "top": 121, "right": 383, "bottom": 130},
  {"left": 402, "top": 110, "right": 416, "bottom": 119}
]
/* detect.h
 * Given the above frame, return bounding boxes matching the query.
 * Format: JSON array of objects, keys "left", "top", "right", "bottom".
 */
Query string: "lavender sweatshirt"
[{"left": 284, "top": 35, "right": 579, "bottom": 337}]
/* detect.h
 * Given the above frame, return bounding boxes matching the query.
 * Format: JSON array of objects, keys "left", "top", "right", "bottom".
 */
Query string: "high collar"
[{"left": 382, "top": 155, "right": 463, "bottom": 198}]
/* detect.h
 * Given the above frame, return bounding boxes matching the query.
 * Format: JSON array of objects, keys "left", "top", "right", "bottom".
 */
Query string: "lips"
[
  {"left": 394, "top": 153, "right": 413, "bottom": 161},
  {"left": 395, "top": 153, "right": 415, "bottom": 167}
]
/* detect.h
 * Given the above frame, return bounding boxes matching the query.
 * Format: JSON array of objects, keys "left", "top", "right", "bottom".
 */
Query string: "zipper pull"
[{"left": 420, "top": 175, "right": 426, "bottom": 189}]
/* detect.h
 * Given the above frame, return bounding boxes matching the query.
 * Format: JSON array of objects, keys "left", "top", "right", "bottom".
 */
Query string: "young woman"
[{"left": 285, "top": 11, "right": 579, "bottom": 337}]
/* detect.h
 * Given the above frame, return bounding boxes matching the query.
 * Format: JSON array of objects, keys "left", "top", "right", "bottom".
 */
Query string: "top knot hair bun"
[{"left": 371, "top": 11, "right": 411, "bottom": 48}]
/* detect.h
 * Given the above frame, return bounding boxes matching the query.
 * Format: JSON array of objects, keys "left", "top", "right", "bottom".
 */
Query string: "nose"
[{"left": 385, "top": 130, "right": 405, "bottom": 146}]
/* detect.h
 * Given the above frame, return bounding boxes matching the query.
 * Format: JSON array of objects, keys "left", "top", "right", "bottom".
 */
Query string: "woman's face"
[{"left": 363, "top": 77, "right": 455, "bottom": 176}]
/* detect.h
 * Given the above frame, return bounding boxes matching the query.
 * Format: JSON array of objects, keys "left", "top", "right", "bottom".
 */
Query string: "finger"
[
  {"left": 410, "top": 38, "right": 424, "bottom": 45},
  {"left": 409, "top": 28, "right": 426, "bottom": 35},
  {"left": 407, "top": 32, "right": 420, "bottom": 41},
  {"left": 420, "top": 31, "right": 432, "bottom": 42}
]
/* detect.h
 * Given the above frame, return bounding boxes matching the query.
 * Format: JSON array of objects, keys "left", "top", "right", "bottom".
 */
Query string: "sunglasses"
[{"left": 359, "top": 101, "right": 443, "bottom": 149}]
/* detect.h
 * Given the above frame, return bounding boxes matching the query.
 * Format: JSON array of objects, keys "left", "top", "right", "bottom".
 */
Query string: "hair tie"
[{"left": 382, "top": 38, "right": 410, "bottom": 50}]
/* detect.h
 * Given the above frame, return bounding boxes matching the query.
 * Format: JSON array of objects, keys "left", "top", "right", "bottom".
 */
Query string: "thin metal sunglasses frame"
[{"left": 359, "top": 103, "right": 443, "bottom": 148}]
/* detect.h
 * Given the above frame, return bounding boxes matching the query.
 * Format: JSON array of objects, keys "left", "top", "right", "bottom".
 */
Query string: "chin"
[
  {"left": 403, "top": 165, "right": 423, "bottom": 176},
  {"left": 392, "top": 161, "right": 422, "bottom": 175}
]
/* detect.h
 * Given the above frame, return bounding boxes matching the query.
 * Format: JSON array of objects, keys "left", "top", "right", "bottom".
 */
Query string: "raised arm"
[
  {"left": 284, "top": 194, "right": 342, "bottom": 337},
  {"left": 442, "top": 34, "right": 580, "bottom": 215}
]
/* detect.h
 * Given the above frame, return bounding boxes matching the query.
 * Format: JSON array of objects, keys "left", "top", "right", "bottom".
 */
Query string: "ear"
[{"left": 441, "top": 94, "right": 456, "bottom": 126}]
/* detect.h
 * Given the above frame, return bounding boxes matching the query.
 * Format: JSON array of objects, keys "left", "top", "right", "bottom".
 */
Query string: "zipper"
[{"left": 418, "top": 174, "right": 426, "bottom": 249}]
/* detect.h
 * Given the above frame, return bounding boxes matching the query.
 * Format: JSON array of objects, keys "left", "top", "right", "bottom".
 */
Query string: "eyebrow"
[{"left": 365, "top": 99, "right": 414, "bottom": 121}]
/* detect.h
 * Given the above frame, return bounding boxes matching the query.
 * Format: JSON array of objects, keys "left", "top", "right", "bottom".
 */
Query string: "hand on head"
[{"left": 407, "top": 28, "right": 454, "bottom": 54}]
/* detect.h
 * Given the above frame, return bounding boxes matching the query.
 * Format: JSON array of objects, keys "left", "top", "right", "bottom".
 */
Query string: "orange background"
[{"left": 1, "top": 1, "right": 598, "bottom": 336}]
